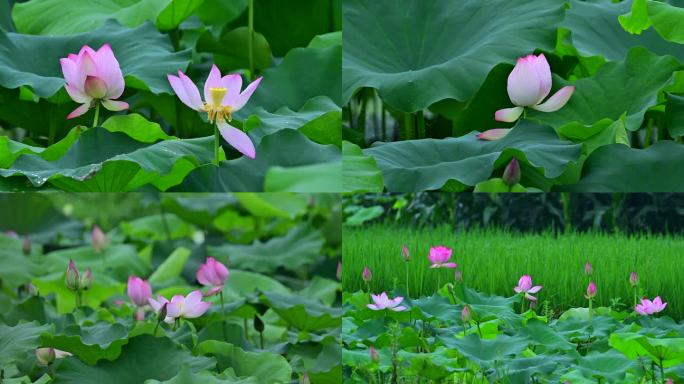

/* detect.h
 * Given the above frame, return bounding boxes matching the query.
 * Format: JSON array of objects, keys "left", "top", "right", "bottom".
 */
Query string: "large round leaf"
[
  {"left": 194, "top": 340, "right": 292, "bottom": 383},
  {"left": 0, "top": 20, "right": 190, "bottom": 97},
  {"left": 342, "top": 0, "right": 564, "bottom": 112},
  {"left": 0, "top": 321, "right": 52, "bottom": 367},
  {"left": 566, "top": 141, "right": 684, "bottom": 192},
  {"left": 364, "top": 121, "right": 582, "bottom": 192}
]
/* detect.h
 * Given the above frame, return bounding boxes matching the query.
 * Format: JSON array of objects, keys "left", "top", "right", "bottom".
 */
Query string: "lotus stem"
[
  {"left": 92, "top": 103, "right": 100, "bottom": 129},
  {"left": 214, "top": 123, "right": 220, "bottom": 165},
  {"left": 402, "top": 113, "right": 415, "bottom": 140},
  {"left": 153, "top": 319, "right": 161, "bottom": 336},
  {"left": 404, "top": 262, "right": 410, "bottom": 298},
  {"left": 248, "top": 0, "right": 255, "bottom": 79},
  {"left": 244, "top": 318, "right": 249, "bottom": 341},
  {"left": 416, "top": 110, "right": 425, "bottom": 139},
  {"left": 220, "top": 291, "right": 227, "bottom": 342},
  {"left": 645, "top": 118, "right": 653, "bottom": 148}
]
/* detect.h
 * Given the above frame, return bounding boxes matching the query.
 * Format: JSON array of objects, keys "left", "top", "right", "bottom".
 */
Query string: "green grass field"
[{"left": 343, "top": 225, "right": 684, "bottom": 319}]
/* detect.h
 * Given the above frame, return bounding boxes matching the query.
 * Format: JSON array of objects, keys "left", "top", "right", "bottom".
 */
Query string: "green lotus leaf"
[
  {"left": 341, "top": 141, "right": 383, "bottom": 193},
  {"left": 0, "top": 20, "right": 190, "bottom": 97},
  {"left": 260, "top": 291, "right": 343, "bottom": 332},
  {"left": 42, "top": 322, "right": 129, "bottom": 365},
  {"left": 0, "top": 321, "right": 53, "bottom": 367},
  {"left": 194, "top": 340, "right": 291, "bottom": 383},
  {"left": 364, "top": 121, "right": 581, "bottom": 192},
  {"left": 342, "top": 0, "right": 564, "bottom": 112}
]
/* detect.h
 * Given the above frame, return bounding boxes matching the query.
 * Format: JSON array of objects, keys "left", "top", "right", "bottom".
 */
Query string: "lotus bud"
[
  {"left": 362, "top": 266, "right": 372, "bottom": 283},
  {"left": 80, "top": 268, "right": 93, "bottom": 291},
  {"left": 461, "top": 305, "right": 472, "bottom": 322},
  {"left": 502, "top": 158, "right": 521, "bottom": 187},
  {"left": 254, "top": 315, "right": 264, "bottom": 333},
  {"left": 35, "top": 347, "right": 56, "bottom": 366},
  {"left": 92, "top": 225, "right": 107, "bottom": 253},
  {"left": 586, "top": 282, "right": 597, "bottom": 299},
  {"left": 336, "top": 261, "right": 342, "bottom": 281},
  {"left": 65, "top": 259, "right": 80, "bottom": 291},
  {"left": 584, "top": 262, "right": 593, "bottom": 276},
  {"left": 22, "top": 237, "right": 31, "bottom": 256},
  {"left": 454, "top": 269, "right": 463, "bottom": 283},
  {"left": 401, "top": 244, "right": 410, "bottom": 261},
  {"left": 629, "top": 271, "right": 639, "bottom": 287},
  {"left": 369, "top": 345, "right": 379, "bottom": 362}
]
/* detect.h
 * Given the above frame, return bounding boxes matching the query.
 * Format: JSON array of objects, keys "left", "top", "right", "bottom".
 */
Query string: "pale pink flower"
[
  {"left": 584, "top": 262, "right": 593, "bottom": 276},
  {"left": 369, "top": 345, "right": 379, "bottom": 362},
  {"left": 60, "top": 44, "right": 128, "bottom": 119},
  {"left": 635, "top": 296, "right": 667, "bottom": 316},
  {"left": 91, "top": 225, "right": 107, "bottom": 253},
  {"left": 629, "top": 271, "right": 639, "bottom": 287},
  {"left": 476, "top": 128, "right": 511, "bottom": 141},
  {"left": 196, "top": 257, "right": 229, "bottom": 297},
  {"left": 495, "top": 53, "right": 575, "bottom": 123},
  {"left": 149, "top": 290, "right": 211, "bottom": 323},
  {"left": 168, "top": 65, "right": 262, "bottom": 158},
  {"left": 428, "top": 246, "right": 457, "bottom": 268},
  {"left": 367, "top": 292, "right": 406, "bottom": 312},
  {"left": 127, "top": 276, "right": 152, "bottom": 307},
  {"left": 514, "top": 275, "right": 542, "bottom": 301},
  {"left": 401, "top": 244, "right": 410, "bottom": 261}
]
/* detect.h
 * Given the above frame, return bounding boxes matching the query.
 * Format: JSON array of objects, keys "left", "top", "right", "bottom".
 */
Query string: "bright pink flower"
[
  {"left": 495, "top": 54, "right": 575, "bottom": 123},
  {"left": 635, "top": 296, "right": 667, "bottom": 316},
  {"left": 476, "top": 128, "right": 511, "bottom": 141},
  {"left": 362, "top": 266, "right": 372, "bottom": 283},
  {"left": 167, "top": 65, "right": 262, "bottom": 158},
  {"left": 91, "top": 225, "right": 107, "bottom": 253},
  {"left": 428, "top": 246, "right": 456, "bottom": 269},
  {"left": 60, "top": 44, "right": 128, "bottom": 119},
  {"left": 585, "top": 282, "right": 597, "bottom": 299},
  {"left": 401, "top": 244, "right": 410, "bottom": 261},
  {"left": 367, "top": 292, "right": 406, "bottom": 312},
  {"left": 629, "top": 271, "right": 639, "bottom": 287},
  {"left": 149, "top": 290, "right": 210, "bottom": 323},
  {"left": 127, "top": 276, "right": 152, "bottom": 307},
  {"left": 514, "top": 275, "right": 542, "bottom": 301},
  {"left": 196, "top": 257, "right": 229, "bottom": 296}
]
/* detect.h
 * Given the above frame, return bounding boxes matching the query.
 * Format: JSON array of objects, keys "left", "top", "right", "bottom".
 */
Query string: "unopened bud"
[
  {"left": 362, "top": 266, "right": 372, "bottom": 283},
  {"left": 22, "top": 237, "right": 31, "bottom": 256},
  {"left": 91, "top": 225, "right": 107, "bottom": 253},
  {"left": 629, "top": 271, "right": 639, "bottom": 287},
  {"left": 461, "top": 305, "right": 472, "bottom": 322},
  {"left": 401, "top": 244, "right": 410, "bottom": 261},
  {"left": 369, "top": 345, "right": 379, "bottom": 362},
  {"left": 502, "top": 158, "right": 521, "bottom": 187},
  {"left": 65, "top": 259, "right": 80, "bottom": 291},
  {"left": 454, "top": 269, "right": 463, "bottom": 283},
  {"left": 80, "top": 268, "right": 92, "bottom": 291},
  {"left": 35, "top": 347, "right": 56, "bottom": 366}
]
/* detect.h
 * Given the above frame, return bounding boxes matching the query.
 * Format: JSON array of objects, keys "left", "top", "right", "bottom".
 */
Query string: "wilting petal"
[
  {"left": 101, "top": 99, "right": 129, "bottom": 112},
  {"left": 183, "top": 301, "right": 211, "bottom": 318},
  {"left": 507, "top": 56, "right": 545, "bottom": 107},
  {"left": 494, "top": 106, "right": 524, "bottom": 122},
  {"left": 177, "top": 71, "right": 204, "bottom": 110},
  {"left": 525, "top": 293, "right": 537, "bottom": 301},
  {"left": 95, "top": 44, "right": 125, "bottom": 99},
  {"left": 217, "top": 121, "right": 256, "bottom": 159},
  {"left": 443, "top": 262, "right": 458, "bottom": 269},
  {"left": 204, "top": 286, "right": 223, "bottom": 297},
  {"left": 204, "top": 65, "right": 224, "bottom": 103},
  {"left": 67, "top": 103, "right": 91, "bottom": 119},
  {"left": 231, "top": 77, "right": 262, "bottom": 111},
  {"left": 222, "top": 74, "right": 242, "bottom": 106},
  {"left": 476, "top": 128, "right": 511, "bottom": 141},
  {"left": 531, "top": 86, "right": 575, "bottom": 112}
]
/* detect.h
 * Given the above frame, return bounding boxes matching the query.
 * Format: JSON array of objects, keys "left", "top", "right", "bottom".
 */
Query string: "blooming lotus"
[
  {"left": 168, "top": 65, "right": 262, "bottom": 159},
  {"left": 367, "top": 292, "right": 406, "bottom": 311},
  {"left": 495, "top": 54, "right": 575, "bottom": 123},
  {"left": 196, "top": 257, "right": 229, "bottom": 296},
  {"left": 60, "top": 44, "right": 128, "bottom": 120},
  {"left": 148, "top": 290, "right": 211, "bottom": 323},
  {"left": 585, "top": 282, "right": 597, "bottom": 299},
  {"left": 428, "top": 246, "right": 457, "bottom": 268},
  {"left": 635, "top": 296, "right": 667, "bottom": 316},
  {"left": 514, "top": 275, "right": 542, "bottom": 301}
]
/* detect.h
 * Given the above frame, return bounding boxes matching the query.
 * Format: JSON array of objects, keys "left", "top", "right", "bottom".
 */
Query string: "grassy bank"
[{"left": 343, "top": 225, "right": 684, "bottom": 319}]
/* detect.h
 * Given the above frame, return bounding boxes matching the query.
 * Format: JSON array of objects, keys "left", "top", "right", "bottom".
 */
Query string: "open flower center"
[{"left": 202, "top": 87, "right": 233, "bottom": 124}]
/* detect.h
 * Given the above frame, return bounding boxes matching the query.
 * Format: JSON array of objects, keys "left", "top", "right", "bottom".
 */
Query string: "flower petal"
[
  {"left": 60, "top": 58, "right": 84, "bottom": 91},
  {"left": 177, "top": 71, "right": 204, "bottom": 110},
  {"left": 67, "top": 103, "right": 91, "bottom": 119},
  {"left": 168, "top": 74, "right": 197, "bottom": 111},
  {"left": 101, "top": 99, "right": 129, "bottom": 112},
  {"left": 476, "top": 128, "right": 511, "bottom": 141},
  {"left": 391, "top": 306, "right": 407, "bottom": 312},
  {"left": 367, "top": 304, "right": 379, "bottom": 310},
  {"left": 204, "top": 64, "right": 223, "bottom": 103},
  {"left": 528, "top": 285, "right": 542, "bottom": 294},
  {"left": 183, "top": 301, "right": 211, "bottom": 318},
  {"left": 217, "top": 121, "right": 256, "bottom": 159},
  {"left": 532, "top": 54, "right": 552, "bottom": 104},
  {"left": 222, "top": 74, "right": 242, "bottom": 106},
  {"left": 443, "top": 262, "right": 458, "bottom": 269},
  {"left": 494, "top": 106, "right": 524, "bottom": 122},
  {"left": 95, "top": 44, "right": 125, "bottom": 99},
  {"left": 65, "top": 84, "right": 91, "bottom": 104},
  {"left": 507, "top": 56, "right": 545, "bottom": 107},
  {"left": 531, "top": 86, "right": 575, "bottom": 113},
  {"left": 231, "top": 76, "right": 262, "bottom": 111}
]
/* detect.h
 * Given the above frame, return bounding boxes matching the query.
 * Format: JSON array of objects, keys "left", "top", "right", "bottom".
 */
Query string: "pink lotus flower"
[
  {"left": 461, "top": 305, "right": 472, "bottom": 322},
  {"left": 149, "top": 290, "right": 211, "bottom": 323},
  {"left": 65, "top": 259, "right": 80, "bottom": 291},
  {"left": 367, "top": 292, "right": 406, "bottom": 312},
  {"left": 362, "top": 266, "right": 372, "bottom": 283},
  {"left": 168, "top": 65, "right": 262, "bottom": 158},
  {"left": 369, "top": 345, "right": 379, "bottom": 362},
  {"left": 502, "top": 158, "right": 521, "bottom": 186},
  {"left": 401, "top": 244, "right": 410, "bottom": 261},
  {"left": 585, "top": 282, "right": 597, "bottom": 299},
  {"left": 196, "top": 257, "right": 229, "bottom": 296},
  {"left": 127, "top": 276, "right": 152, "bottom": 307},
  {"left": 629, "top": 271, "right": 639, "bottom": 287},
  {"left": 635, "top": 296, "right": 667, "bottom": 316},
  {"left": 514, "top": 275, "right": 542, "bottom": 301},
  {"left": 428, "top": 246, "right": 457, "bottom": 268},
  {"left": 495, "top": 54, "right": 575, "bottom": 123},
  {"left": 92, "top": 225, "right": 107, "bottom": 253},
  {"left": 584, "top": 262, "right": 593, "bottom": 276},
  {"left": 476, "top": 128, "right": 511, "bottom": 141},
  {"left": 60, "top": 44, "right": 128, "bottom": 119}
]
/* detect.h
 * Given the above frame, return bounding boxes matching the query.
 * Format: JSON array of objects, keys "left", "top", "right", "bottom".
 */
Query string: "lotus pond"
[
  {"left": 342, "top": 0, "right": 684, "bottom": 193},
  {"left": 0, "top": 193, "right": 342, "bottom": 383},
  {"left": 0, "top": 0, "right": 341, "bottom": 192}
]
